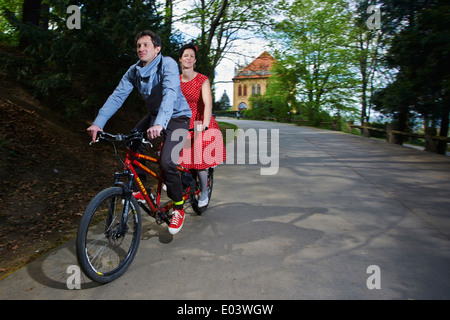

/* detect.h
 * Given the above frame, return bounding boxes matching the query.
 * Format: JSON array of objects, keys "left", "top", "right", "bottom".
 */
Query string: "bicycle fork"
[
  {"left": 115, "top": 170, "right": 171, "bottom": 226},
  {"left": 107, "top": 171, "right": 135, "bottom": 239}
]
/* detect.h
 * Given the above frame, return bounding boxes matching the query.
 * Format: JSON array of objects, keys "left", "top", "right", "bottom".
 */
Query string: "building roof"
[{"left": 232, "top": 51, "right": 276, "bottom": 80}]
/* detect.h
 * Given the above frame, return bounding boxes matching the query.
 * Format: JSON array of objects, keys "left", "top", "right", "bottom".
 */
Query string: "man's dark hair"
[{"left": 135, "top": 30, "right": 161, "bottom": 47}]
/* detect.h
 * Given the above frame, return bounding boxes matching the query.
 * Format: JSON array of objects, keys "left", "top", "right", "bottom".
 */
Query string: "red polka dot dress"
[{"left": 178, "top": 73, "right": 226, "bottom": 169}]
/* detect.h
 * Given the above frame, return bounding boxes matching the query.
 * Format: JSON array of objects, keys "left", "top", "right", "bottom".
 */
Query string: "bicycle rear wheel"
[
  {"left": 192, "top": 168, "right": 214, "bottom": 215},
  {"left": 76, "top": 187, "right": 141, "bottom": 284}
]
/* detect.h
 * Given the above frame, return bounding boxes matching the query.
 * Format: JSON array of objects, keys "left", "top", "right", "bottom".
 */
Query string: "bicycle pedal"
[
  {"left": 155, "top": 212, "right": 164, "bottom": 225},
  {"left": 156, "top": 212, "right": 170, "bottom": 225}
]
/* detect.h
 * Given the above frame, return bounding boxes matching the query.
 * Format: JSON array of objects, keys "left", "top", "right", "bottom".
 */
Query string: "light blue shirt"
[{"left": 93, "top": 54, "right": 191, "bottom": 129}]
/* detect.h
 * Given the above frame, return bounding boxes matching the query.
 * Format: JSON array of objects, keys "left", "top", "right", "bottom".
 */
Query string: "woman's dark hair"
[
  {"left": 135, "top": 30, "right": 161, "bottom": 47},
  {"left": 179, "top": 43, "right": 198, "bottom": 59}
]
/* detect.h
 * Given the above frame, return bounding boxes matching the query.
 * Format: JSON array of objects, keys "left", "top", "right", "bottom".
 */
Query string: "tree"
[
  {"left": 374, "top": 0, "right": 450, "bottom": 153},
  {"left": 269, "top": 0, "right": 359, "bottom": 125},
  {"left": 22, "top": 0, "right": 41, "bottom": 26},
  {"left": 245, "top": 94, "right": 272, "bottom": 119},
  {"left": 214, "top": 90, "right": 231, "bottom": 111},
  {"left": 372, "top": 73, "right": 415, "bottom": 144},
  {"left": 352, "top": 0, "right": 386, "bottom": 125},
  {"left": 264, "top": 61, "right": 299, "bottom": 119},
  {"left": 1, "top": 0, "right": 165, "bottom": 117},
  {"left": 0, "top": 0, "right": 23, "bottom": 44},
  {"left": 179, "top": 0, "right": 272, "bottom": 83}
]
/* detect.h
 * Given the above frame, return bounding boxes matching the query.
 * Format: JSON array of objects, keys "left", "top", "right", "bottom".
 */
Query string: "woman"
[{"left": 178, "top": 43, "right": 226, "bottom": 207}]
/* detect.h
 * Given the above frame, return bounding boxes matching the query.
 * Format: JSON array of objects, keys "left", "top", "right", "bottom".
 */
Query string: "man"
[{"left": 87, "top": 30, "right": 191, "bottom": 235}]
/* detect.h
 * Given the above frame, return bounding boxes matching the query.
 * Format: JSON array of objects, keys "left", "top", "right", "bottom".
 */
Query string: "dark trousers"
[{"left": 134, "top": 114, "right": 189, "bottom": 204}]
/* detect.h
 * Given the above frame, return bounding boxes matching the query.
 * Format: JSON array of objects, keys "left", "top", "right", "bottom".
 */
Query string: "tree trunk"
[
  {"left": 22, "top": 0, "right": 41, "bottom": 25},
  {"left": 437, "top": 102, "right": 449, "bottom": 155}
]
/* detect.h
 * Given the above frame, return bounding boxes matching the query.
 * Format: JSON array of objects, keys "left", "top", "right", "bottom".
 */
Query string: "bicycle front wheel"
[{"left": 76, "top": 187, "right": 141, "bottom": 284}]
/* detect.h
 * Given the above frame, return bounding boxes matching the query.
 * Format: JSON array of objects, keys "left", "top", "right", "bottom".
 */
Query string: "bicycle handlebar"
[
  {"left": 91, "top": 126, "right": 208, "bottom": 145},
  {"left": 99, "top": 130, "right": 146, "bottom": 142},
  {"left": 90, "top": 130, "right": 150, "bottom": 146}
]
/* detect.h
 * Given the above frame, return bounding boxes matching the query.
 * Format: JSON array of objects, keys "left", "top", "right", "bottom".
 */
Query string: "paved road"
[{"left": 1, "top": 119, "right": 450, "bottom": 300}]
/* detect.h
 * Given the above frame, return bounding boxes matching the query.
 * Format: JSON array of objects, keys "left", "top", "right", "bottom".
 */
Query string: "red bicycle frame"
[{"left": 123, "top": 148, "right": 198, "bottom": 215}]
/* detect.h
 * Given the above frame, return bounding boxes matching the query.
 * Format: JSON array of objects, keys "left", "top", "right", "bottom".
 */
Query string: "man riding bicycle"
[{"left": 87, "top": 30, "right": 191, "bottom": 235}]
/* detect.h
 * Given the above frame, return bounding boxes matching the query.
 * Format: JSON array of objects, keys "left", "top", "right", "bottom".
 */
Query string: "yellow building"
[{"left": 232, "top": 51, "right": 276, "bottom": 111}]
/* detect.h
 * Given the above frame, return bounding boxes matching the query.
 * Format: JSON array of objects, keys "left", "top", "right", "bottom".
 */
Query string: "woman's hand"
[{"left": 196, "top": 123, "right": 209, "bottom": 132}]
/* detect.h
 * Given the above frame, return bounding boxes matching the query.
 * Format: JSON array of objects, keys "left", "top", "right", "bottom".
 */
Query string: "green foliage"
[
  {"left": 0, "top": 1, "right": 21, "bottom": 44},
  {"left": 244, "top": 94, "right": 273, "bottom": 120},
  {"left": 0, "top": 0, "right": 165, "bottom": 118},
  {"left": 214, "top": 90, "right": 231, "bottom": 111},
  {"left": 268, "top": 0, "right": 359, "bottom": 125},
  {"left": 373, "top": 0, "right": 450, "bottom": 152}
]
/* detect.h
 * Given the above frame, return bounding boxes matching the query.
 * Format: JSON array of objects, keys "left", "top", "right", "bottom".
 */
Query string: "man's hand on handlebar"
[
  {"left": 147, "top": 124, "right": 163, "bottom": 140},
  {"left": 87, "top": 123, "right": 209, "bottom": 145},
  {"left": 87, "top": 124, "right": 102, "bottom": 143}
]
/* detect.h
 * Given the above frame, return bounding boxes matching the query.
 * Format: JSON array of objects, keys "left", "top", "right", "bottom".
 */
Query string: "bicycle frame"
[{"left": 115, "top": 146, "right": 199, "bottom": 224}]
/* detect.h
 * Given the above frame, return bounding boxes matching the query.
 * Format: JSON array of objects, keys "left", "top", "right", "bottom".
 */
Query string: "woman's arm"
[{"left": 201, "top": 78, "right": 213, "bottom": 130}]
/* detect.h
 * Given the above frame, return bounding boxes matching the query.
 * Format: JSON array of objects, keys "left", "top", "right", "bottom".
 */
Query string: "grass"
[{"left": 217, "top": 121, "right": 238, "bottom": 145}]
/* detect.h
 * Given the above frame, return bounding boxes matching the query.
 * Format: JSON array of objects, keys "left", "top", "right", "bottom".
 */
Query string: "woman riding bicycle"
[{"left": 177, "top": 43, "right": 226, "bottom": 207}]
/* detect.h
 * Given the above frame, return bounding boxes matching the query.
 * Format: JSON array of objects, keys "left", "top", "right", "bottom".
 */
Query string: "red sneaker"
[
  {"left": 168, "top": 209, "right": 185, "bottom": 235},
  {"left": 132, "top": 191, "right": 145, "bottom": 203}
]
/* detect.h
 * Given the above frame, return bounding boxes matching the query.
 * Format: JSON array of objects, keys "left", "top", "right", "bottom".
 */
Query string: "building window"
[
  {"left": 252, "top": 84, "right": 255, "bottom": 95},
  {"left": 238, "top": 85, "right": 242, "bottom": 96},
  {"left": 257, "top": 84, "right": 261, "bottom": 94},
  {"left": 243, "top": 85, "right": 247, "bottom": 96},
  {"left": 238, "top": 102, "right": 247, "bottom": 110}
]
